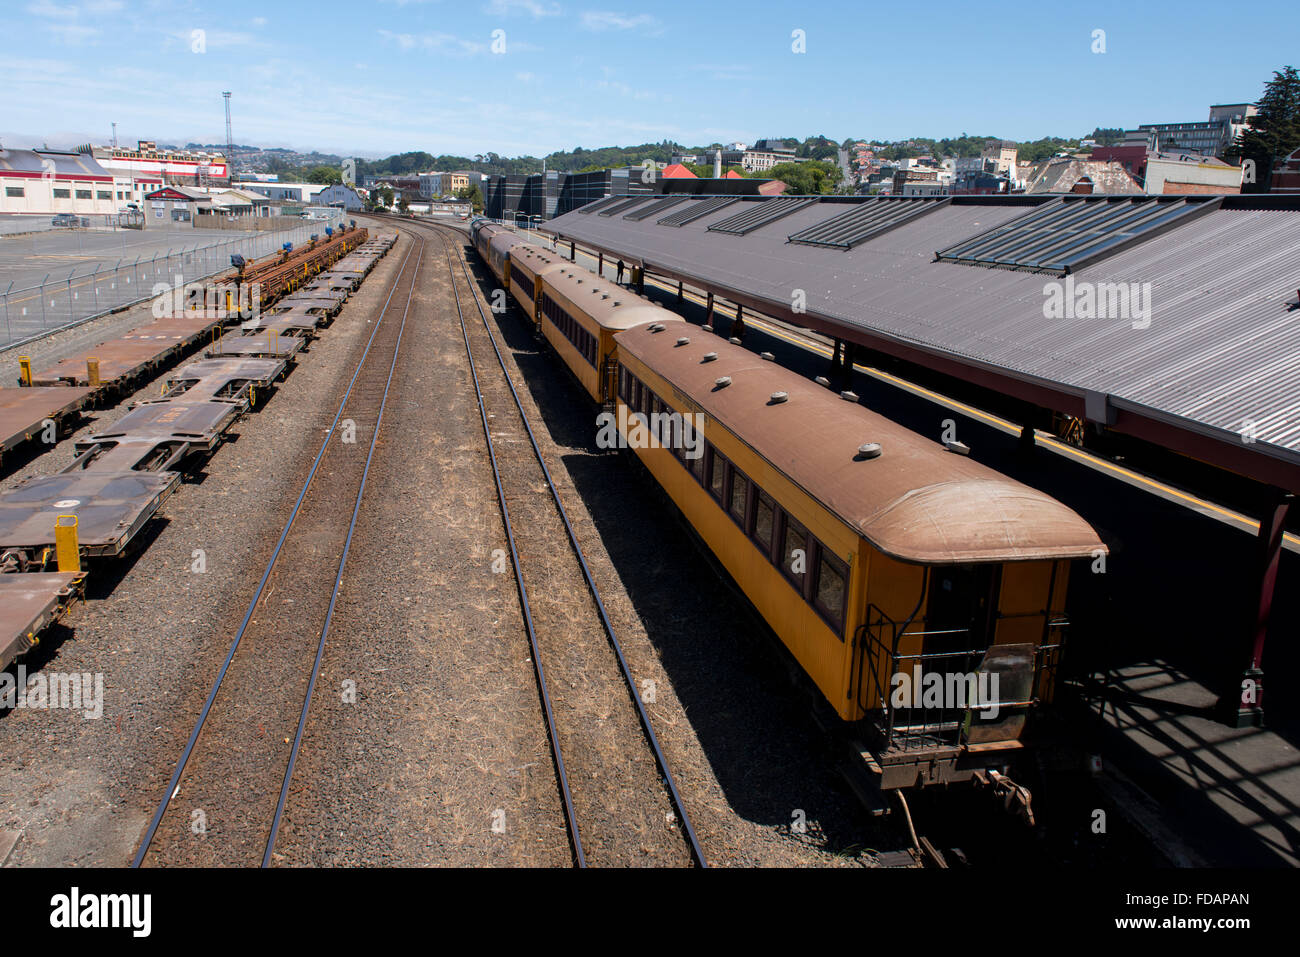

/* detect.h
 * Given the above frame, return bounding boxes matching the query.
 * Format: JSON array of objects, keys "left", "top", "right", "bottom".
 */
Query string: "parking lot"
[
  {"left": 0, "top": 222, "right": 268, "bottom": 292},
  {"left": 0, "top": 217, "right": 347, "bottom": 349}
]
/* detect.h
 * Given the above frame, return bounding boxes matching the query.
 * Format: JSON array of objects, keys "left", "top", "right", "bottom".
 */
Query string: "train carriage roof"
[
  {"left": 615, "top": 325, "right": 1106, "bottom": 565},
  {"left": 544, "top": 265, "right": 687, "bottom": 332},
  {"left": 508, "top": 242, "right": 571, "bottom": 281}
]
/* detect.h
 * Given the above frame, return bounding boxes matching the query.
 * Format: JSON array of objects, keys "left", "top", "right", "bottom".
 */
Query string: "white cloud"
[
  {"left": 49, "top": 23, "right": 99, "bottom": 42},
  {"left": 485, "top": 0, "right": 561, "bottom": 16},
  {"left": 26, "top": 0, "right": 78, "bottom": 19},
  {"left": 378, "top": 29, "right": 486, "bottom": 55},
  {"left": 580, "top": 10, "right": 661, "bottom": 32},
  {"left": 168, "top": 27, "right": 263, "bottom": 50},
  {"left": 25, "top": 0, "right": 127, "bottom": 44}
]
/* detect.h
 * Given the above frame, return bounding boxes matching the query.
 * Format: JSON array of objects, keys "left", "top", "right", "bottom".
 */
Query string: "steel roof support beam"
[{"left": 1219, "top": 491, "right": 1294, "bottom": 727}]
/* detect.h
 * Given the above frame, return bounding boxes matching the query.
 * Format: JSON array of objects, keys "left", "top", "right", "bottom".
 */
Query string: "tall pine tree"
[{"left": 1227, "top": 65, "right": 1300, "bottom": 192}]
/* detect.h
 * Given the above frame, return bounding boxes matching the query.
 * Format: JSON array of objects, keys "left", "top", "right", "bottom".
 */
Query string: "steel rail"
[
  {"left": 131, "top": 234, "right": 422, "bottom": 867},
  {"left": 261, "top": 234, "right": 425, "bottom": 866},
  {"left": 435, "top": 229, "right": 586, "bottom": 867},
  {"left": 430, "top": 221, "right": 707, "bottom": 868}
]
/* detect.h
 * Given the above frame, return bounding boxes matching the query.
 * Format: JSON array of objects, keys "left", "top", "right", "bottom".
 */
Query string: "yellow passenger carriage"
[{"left": 612, "top": 324, "right": 1106, "bottom": 788}]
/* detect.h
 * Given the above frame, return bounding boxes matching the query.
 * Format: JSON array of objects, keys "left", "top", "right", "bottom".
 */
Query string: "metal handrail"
[{"left": 860, "top": 602, "right": 1067, "bottom": 750}]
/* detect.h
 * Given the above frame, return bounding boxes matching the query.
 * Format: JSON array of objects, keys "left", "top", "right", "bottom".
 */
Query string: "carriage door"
[{"left": 926, "top": 563, "right": 1000, "bottom": 658}]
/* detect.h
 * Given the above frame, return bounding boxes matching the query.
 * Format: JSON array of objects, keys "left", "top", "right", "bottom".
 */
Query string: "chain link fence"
[{"left": 0, "top": 216, "right": 347, "bottom": 349}]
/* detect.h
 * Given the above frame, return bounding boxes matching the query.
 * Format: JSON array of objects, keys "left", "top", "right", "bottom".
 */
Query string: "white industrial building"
[
  {"left": 236, "top": 181, "right": 327, "bottom": 203},
  {"left": 0, "top": 147, "right": 161, "bottom": 216},
  {"left": 313, "top": 183, "right": 365, "bottom": 211}
]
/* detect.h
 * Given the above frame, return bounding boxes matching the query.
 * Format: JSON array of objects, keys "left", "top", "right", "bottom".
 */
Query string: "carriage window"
[
  {"left": 780, "top": 514, "right": 808, "bottom": 590},
  {"left": 729, "top": 469, "right": 749, "bottom": 525},
  {"left": 814, "top": 549, "right": 848, "bottom": 636},
  {"left": 708, "top": 448, "right": 727, "bottom": 501},
  {"left": 687, "top": 430, "right": 705, "bottom": 482},
  {"left": 752, "top": 490, "right": 775, "bottom": 554},
  {"left": 661, "top": 408, "right": 678, "bottom": 454}
]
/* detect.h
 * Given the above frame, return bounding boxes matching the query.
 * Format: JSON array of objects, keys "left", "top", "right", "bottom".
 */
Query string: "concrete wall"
[
  {"left": 192, "top": 215, "right": 292, "bottom": 230},
  {"left": 1145, "top": 157, "right": 1242, "bottom": 194}
]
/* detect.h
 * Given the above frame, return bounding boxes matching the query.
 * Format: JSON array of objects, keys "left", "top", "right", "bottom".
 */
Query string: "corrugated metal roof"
[
  {"left": 657, "top": 196, "right": 739, "bottom": 227},
  {"left": 936, "top": 195, "right": 1217, "bottom": 273},
  {"left": 545, "top": 195, "right": 1300, "bottom": 477},
  {"left": 598, "top": 196, "right": 652, "bottom": 217},
  {"left": 624, "top": 196, "right": 687, "bottom": 222},
  {"left": 0, "top": 148, "right": 114, "bottom": 181},
  {"left": 706, "top": 197, "right": 817, "bottom": 235},
  {"left": 788, "top": 196, "right": 950, "bottom": 250}
]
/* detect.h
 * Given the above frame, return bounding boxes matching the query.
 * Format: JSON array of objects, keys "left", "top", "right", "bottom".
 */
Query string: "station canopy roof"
[{"left": 544, "top": 193, "right": 1300, "bottom": 493}]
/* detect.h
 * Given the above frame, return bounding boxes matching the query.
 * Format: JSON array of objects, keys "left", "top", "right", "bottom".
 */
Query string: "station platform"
[{"left": 1077, "top": 663, "right": 1300, "bottom": 867}]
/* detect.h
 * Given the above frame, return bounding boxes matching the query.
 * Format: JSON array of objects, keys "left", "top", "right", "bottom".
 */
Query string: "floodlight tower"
[{"left": 223, "top": 92, "right": 234, "bottom": 176}]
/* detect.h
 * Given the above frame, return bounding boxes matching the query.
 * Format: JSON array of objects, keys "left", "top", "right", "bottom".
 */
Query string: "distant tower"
[
  {"left": 111, "top": 122, "right": 117, "bottom": 148},
  {"left": 713, "top": 149, "right": 722, "bottom": 179},
  {"left": 223, "top": 91, "right": 234, "bottom": 178}
]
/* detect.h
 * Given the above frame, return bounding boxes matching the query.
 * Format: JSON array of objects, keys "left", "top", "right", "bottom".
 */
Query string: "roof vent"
[
  {"left": 840, "top": 390, "right": 859, "bottom": 402},
  {"left": 702, "top": 352, "right": 718, "bottom": 362},
  {"left": 676, "top": 337, "right": 690, "bottom": 346},
  {"left": 729, "top": 337, "right": 742, "bottom": 345},
  {"left": 702, "top": 325, "right": 713, "bottom": 333},
  {"left": 815, "top": 376, "right": 831, "bottom": 387},
  {"left": 649, "top": 323, "right": 665, "bottom": 332},
  {"left": 856, "top": 442, "right": 882, "bottom": 460},
  {"left": 760, "top": 352, "right": 775, "bottom": 361},
  {"left": 769, "top": 391, "right": 788, "bottom": 404},
  {"left": 945, "top": 440, "right": 971, "bottom": 455},
  {"left": 613, "top": 301, "right": 622, "bottom": 307},
  {"left": 715, "top": 376, "right": 732, "bottom": 388}
]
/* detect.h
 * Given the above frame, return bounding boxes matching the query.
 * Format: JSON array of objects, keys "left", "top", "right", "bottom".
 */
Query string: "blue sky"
[{"left": 2, "top": 0, "right": 1296, "bottom": 159}]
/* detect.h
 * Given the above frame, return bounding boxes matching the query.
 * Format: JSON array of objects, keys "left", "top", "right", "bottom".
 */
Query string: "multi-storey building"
[{"left": 1136, "top": 103, "right": 1258, "bottom": 158}]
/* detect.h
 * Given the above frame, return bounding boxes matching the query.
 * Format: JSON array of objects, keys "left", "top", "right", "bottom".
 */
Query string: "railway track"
[
  {"left": 132, "top": 232, "right": 424, "bottom": 867},
  {"left": 423, "top": 220, "right": 706, "bottom": 868}
]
